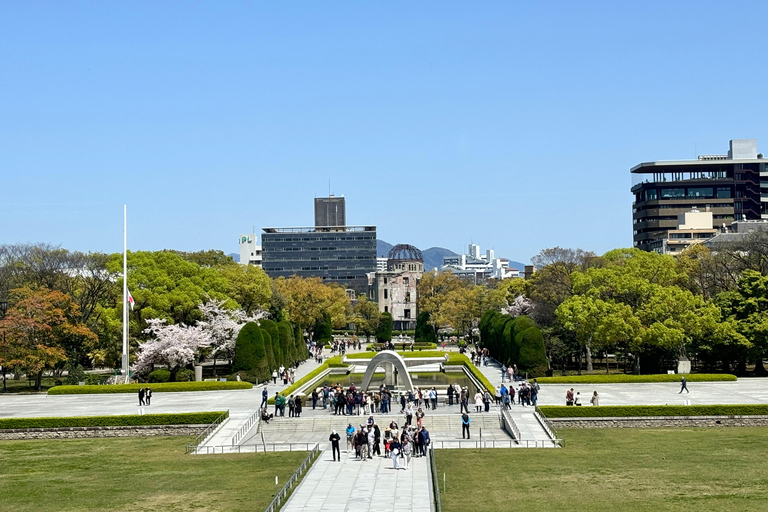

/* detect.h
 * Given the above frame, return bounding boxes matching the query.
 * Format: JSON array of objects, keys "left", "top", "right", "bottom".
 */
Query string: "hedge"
[
  {"left": 48, "top": 381, "right": 253, "bottom": 395},
  {"left": 366, "top": 342, "right": 437, "bottom": 351},
  {"left": 443, "top": 353, "right": 495, "bottom": 393},
  {"left": 0, "top": 411, "right": 228, "bottom": 430},
  {"left": 535, "top": 373, "right": 737, "bottom": 384},
  {"left": 539, "top": 405, "right": 768, "bottom": 418}
]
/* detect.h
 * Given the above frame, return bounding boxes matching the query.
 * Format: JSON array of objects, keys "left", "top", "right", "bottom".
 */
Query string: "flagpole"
[{"left": 122, "top": 204, "right": 129, "bottom": 383}]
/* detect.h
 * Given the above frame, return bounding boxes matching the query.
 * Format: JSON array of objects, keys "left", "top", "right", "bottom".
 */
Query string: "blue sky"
[{"left": 2, "top": 1, "right": 768, "bottom": 263}]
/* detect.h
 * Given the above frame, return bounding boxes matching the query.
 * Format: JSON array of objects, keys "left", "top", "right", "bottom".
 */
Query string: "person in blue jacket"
[{"left": 461, "top": 412, "right": 471, "bottom": 439}]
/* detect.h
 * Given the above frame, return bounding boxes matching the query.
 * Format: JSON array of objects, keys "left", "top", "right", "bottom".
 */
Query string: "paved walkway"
[{"left": 281, "top": 448, "right": 431, "bottom": 512}]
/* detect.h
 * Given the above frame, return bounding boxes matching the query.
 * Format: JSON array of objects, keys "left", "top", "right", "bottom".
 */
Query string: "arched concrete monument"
[{"left": 360, "top": 350, "right": 415, "bottom": 392}]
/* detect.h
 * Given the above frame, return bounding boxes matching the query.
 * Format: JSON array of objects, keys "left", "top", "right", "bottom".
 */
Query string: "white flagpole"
[{"left": 122, "top": 204, "right": 129, "bottom": 383}]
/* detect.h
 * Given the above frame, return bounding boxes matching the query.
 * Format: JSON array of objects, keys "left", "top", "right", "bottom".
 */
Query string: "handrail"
[
  {"left": 428, "top": 442, "right": 442, "bottom": 512},
  {"left": 498, "top": 406, "right": 521, "bottom": 442},
  {"left": 431, "top": 438, "right": 561, "bottom": 449},
  {"left": 534, "top": 406, "right": 563, "bottom": 447},
  {"left": 231, "top": 410, "right": 260, "bottom": 446},
  {"left": 263, "top": 444, "right": 319, "bottom": 512},
  {"left": 191, "top": 442, "right": 319, "bottom": 455},
  {"left": 185, "top": 410, "right": 229, "bottom": 453}
]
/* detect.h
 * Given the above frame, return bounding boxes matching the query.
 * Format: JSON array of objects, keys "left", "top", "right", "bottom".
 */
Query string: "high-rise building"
[
  {"left": 631, "top": 139, "right": 767, "bottom": 252},
  {"left": 314, "top": 195, "right": 346, "bottom": 227},
  {"left": 261, "top": 195, "right": 375, "bottom": 293}
]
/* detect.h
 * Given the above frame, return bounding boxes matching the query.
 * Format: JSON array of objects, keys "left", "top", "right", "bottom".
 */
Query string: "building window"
[
  {"left": 405, "top": 292, "right": 411, "bottom": 303},
  {"left": 384, "top": 289, "right": 388, "bottom": 299},
  {"left": 687, "top": 188, "right": 713, "bottom": 198},
  {"left": 644, "top": 189, "right": 657, "bottom": 201},
  {"left": 384, "top": 306, "right": 388, "bottom": 313},
  {"left": 717, "top": 187, "right": 731, "bottom": 198},
  {"left": 661, "top": 188, "right": 685, "bottom": 199},
  {"left": 403, "top": 277, "right": 409, "bottom": 285},
  {"left": 404, "top": 309, "right": 411, "bottom": 319}
]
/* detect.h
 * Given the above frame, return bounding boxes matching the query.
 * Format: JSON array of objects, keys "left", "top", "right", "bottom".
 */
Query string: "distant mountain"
[
  {"left": 504, "top": 260, "right": 527, "bottom": 271},
  {"left": 228, "top": 253, "right": 240, "bottom": 263},
  {"left": 422, "top": 247, "right": 458, "bottom": 271},
  {"left": 376, "top": 240, "right": 393, "bottom": 258}
]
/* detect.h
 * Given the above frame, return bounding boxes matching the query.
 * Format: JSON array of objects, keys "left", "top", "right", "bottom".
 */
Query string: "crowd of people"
[{"left": 329, "top": 417, "right": 431, "bottom": 470}]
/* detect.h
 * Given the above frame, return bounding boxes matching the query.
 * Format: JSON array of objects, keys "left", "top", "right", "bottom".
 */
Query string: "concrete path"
[{"left": 281, "top": 449, "right": 431, "bottom": 512}]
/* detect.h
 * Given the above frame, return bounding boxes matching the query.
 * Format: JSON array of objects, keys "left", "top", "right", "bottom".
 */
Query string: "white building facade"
[{"left": 238, "top": 234, "right": 263, "bottom": 267}]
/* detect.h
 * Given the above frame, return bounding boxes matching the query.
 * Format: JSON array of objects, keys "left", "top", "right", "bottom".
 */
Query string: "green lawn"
[
  {"left": 435, "top": 427, "right": 768, "bottom": 512},
  {"left": 0, "top": 436, "right": 308, "bottom": 512}
]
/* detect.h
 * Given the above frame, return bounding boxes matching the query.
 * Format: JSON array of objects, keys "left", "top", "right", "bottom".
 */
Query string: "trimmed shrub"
[
  {"left": 314, "top": 312, "right": 333, "bottom": 343},
  {"left": 47, "top": 382, "right": 252, "bottom": 395},
  {"left": 175, "top": 369, "right": 194, "bottom": 382},
  {"left": 261, "top": 329, "right": 277, "bottom": 373},
  {"left": 232, "top": 322, "right": 269, "bottom": 382},
  {"left": 0, "top": 411, "right": 228, "bottom": 430},
  {"left": 294, "top": 322, "right": 309, "bottom": 359},
  {"left": 278, "top": 321, "right": 295, "bottom": 366},
  {"left": 148, "top": 369, "right": 171, "bottom": 383},
  {"left": 376, "top": 312, "right": 393, "bottom": 343},
  {"left": 516, "top": 326, "right": 547, "bottom": 370},
  {"left": 415, "top": 312, "right": 436, "bottom": 344},
  {"left": 535, "top": 373, "right": 737, "bottom": 384},
  {"left": 539, "top": 404, "right": 768, "bottom": 418},
  {"left": 261, "top": 319, "right": 282, "bottom": 368}
]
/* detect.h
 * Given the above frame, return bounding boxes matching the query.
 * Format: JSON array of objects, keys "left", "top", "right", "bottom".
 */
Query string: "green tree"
[
  {"left": 314, "top": 312, "right": 333, "bottom": 343},
  {"left": 353, "top": 296, "right": 380, "bottom": 342},
  {"left": 261, "top": 329, "right": 276, "bottom": 373},
  {"left": 218, "top": 264, "right": 272, "bottom": 315},
  {"left": 274, "top": 277, "right": 350, "bottom": 336},
  {"left": 516, "top": 326, "right": 548, "bottom": 371}
]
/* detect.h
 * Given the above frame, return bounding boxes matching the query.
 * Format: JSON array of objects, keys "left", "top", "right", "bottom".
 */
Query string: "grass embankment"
[
  {"left": 48, "top": 381, "right": 252, "bottom": 395},
  {"left": 0, "top": 412, "right": 227, "bottom": 430},
  {"left": 536, "top": 373, "right": 737, "bottom": 384},
  {"left": 539, "top": 404, "right": 768, "bottom": 418},
  {"left": 0, "top": 436, "right": 307, "bottom": 512},
  {"left": 436, "top": 428, "right": 768, "bottom": 512}
]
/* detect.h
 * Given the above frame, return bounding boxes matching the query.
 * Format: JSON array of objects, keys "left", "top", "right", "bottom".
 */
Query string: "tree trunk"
[
  {"left": 585, "top": 343, "right": 593, "bottom": 372},
  {"left": 633, "top": 354, "right": 641, "bottom": 375},
  {"left": 577, "top": 350, "right": 583, "bottom": 376},
  {"left": 35, "top": 371, "right": 43, "bottom": 391}
]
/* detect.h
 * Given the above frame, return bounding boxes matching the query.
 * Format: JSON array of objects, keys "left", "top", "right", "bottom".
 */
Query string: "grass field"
[
  {"left": 435, "top": 427, "right": 768, "bottom": 512},
  {"left": 0, "top": 436, "right": 308, "bottom": 512}
]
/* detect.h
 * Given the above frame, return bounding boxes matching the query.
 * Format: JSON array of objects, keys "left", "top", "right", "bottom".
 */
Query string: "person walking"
[
  {"left": 288, "top": 395, "right": 296, "bottom": 417},
  {"left": 373, "top": 424, "right": 381, "bottom": 456},
  {"left": 447, "top": 385, "right": 454, "bottom": 406},
  {"left": 483, "top": 389, "right": 492, "bottom": 413},
  {"left": 405, "top": 404, "right": 414, "bottom": 427},
  {"left": 461, "top": 412, "right": 470, "bottom": 439},
  {"left": 590, "top": 391, "right": 600, "bottom": 406},
  {"left": 474, "top": 391, "right": 483, "bottom": 413},
  {"left": 416, "top": 407, "right": 425, "bottom": 429},
  {"left": 311, "top": 389, "right": 318, "bottom": 410},
  {"left": 145, "top": 387, "right": 152, "bottom": 405},
  {"left": 390, "top": 438, "right": 401, "bottom": 469},
  {"left": 329, "top": 430, "right": 341, "bottom": 462},
  {"left": 138, "top": 387, "right": 145, "bottom": 406},
  {"left": 679, "top": 375, "right": 689, "bottom": 393},
  {"left": 430, "top": 387, "right": 438, "bottom": 410},
  {"left": 346, "top": 423, "right": 356, "bottom": 456},
  {"left": 261, "top": 386, "right": 268, "bottom": 410},
  {"left": 494, "top": 386, "right": 501, "bottom": 406},
  {"left": 566, "top": 388, "right": 574, "bottom": 406},
  {"left": 367, "top": 426, "right": 375, "bottom": 459},
  {"left": 295, "top": 396, "right": 303, "bottom": 417},
  {"left": 460, "top": 387, "right": 469, "bottom": 414},
  {"left": 402, "top": 437, "right": 412, "bottom": 470},
  {"left": 420, "top": 427, "right": 430, "bottom": 457},
  {"left": 272, "top": 370, "right": 278, "bottom": 384}
]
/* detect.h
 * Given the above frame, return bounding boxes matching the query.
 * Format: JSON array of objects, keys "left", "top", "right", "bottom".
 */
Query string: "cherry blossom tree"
[
  {"left": 133, "top": 319, "right": 210, "bottom": 377},
  {"left": 502, "top": 295, "right": 535, "bottom": 318}
]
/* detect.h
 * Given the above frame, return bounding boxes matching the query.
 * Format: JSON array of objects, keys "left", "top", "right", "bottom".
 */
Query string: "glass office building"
[
  {"left": 631, "top": 139, "right": 767, "bottom": 252},
  {"left": 261, "top": 226, "right": 377, "bottom": 293}
]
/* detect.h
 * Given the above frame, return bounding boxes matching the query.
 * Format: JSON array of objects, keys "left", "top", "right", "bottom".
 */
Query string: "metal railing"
[
  {"left": 263, "top": 444, "right": 320, "bottom": 512},
  {"left": 231, "top": 410, "right": 260, "bottom": 446},
  {"left": 534, "top": 406, "right": 564, "bottom": 447},
  {"left": 428, "top": 443, "right": 442, "bottom": 512},
  {"left": 185, "top": 410, "right": 229, "bottom": 454},
  {"left": 431, "top": 439, "right": 561, "bottom": 449},
  {"left": 498, "top": 406, "right": 521, "bottom": 442},
  {"left": 192, "top": 442, "right": 319, "bottom": 455}
]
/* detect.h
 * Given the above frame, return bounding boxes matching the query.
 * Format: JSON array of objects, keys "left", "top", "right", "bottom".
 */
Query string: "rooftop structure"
[{"left": 314, "top": 195, "right": 345, "bottom": 228}]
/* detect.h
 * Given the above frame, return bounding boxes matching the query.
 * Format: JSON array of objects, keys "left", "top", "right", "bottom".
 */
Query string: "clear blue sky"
[{"left": 2, "top": 1, "right": 767, "bottom": 263}]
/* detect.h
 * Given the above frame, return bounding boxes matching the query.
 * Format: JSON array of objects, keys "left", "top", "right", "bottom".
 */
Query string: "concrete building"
[
  {"left": 368, "top": 244, "right": 424, "bottom": 331},
  {"left": 314, "top": 195, "right": 345, "bottom": 228},
  {"left": 704, "top": 219, "right": 768, "bottom": 251},
  {"left": 631, "top": 139, "right": 767, "bottom": 252},
  {"left": 238, "top": 234, "right": 262, "bottom": 267},
  {"left": 441, "top": 244, "right": 519, "bottom": 284},
  {"left": 648, "top": 208, "right": 718, "bottom": 255}
]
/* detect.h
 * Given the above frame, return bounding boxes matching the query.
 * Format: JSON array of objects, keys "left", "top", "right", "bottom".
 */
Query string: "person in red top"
[{"left": 566, "top": 388, "right": 575, "bottom": 406}]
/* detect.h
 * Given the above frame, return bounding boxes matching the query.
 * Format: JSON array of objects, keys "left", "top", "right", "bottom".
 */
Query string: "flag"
[{"left": 127, "top": 289, "right": 135, "bottom": 311}]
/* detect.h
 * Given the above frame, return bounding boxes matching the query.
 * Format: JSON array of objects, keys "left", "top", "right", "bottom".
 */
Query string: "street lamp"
[{"left": 0, "top": 301, "right": 7, "bottom": 393}]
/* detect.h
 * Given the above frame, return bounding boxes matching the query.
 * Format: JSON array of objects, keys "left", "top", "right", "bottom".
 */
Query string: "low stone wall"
[
  {"left": 0, "top": 424, "right": 207, "bottom": 440},
  {"left": 550, "top": 415, "right": 768, "bottom": 429}
]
